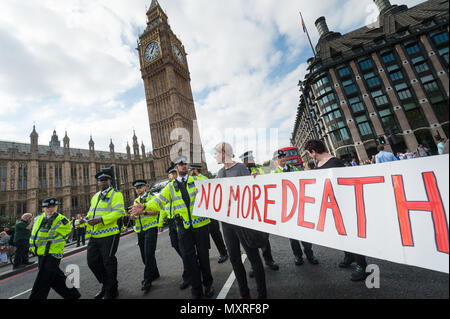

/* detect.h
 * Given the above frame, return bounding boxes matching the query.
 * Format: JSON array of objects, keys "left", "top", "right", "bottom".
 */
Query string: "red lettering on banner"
[
  {"left": 298, "top": 179, "right": 316, "bottom": 229},
  {"left": 242, "top": 186, "right": 252, "bottom": 219},
  {"left": 317, "top": 179, "right": 347, "bottom": 235},
  {"left": 252, "top": 185, "right": 262, "bottom": 222},
  {"left": 227, "top": 186, "right": 240, "bottom": 218},
  {"left": 198, "top": 183, "right": 211, "bottom": 210},
  {"left": 213, "top": 184, "right": 223, "bottom": 212},
  {"left": 282, "top": 180, "right": 298, "bottom": 223},
  {"left": 264, "top": 184, "right": 277, "bottom": 225},
  {"left": 392, "top": 173, "right": 449, "bottom": 254},
  {"left": 338, "top": 177, "right": 385, "bottom": 238}
]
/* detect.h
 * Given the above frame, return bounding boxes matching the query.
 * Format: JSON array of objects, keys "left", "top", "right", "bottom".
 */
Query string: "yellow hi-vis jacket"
[
  {"left": 29, "top": 212, "right": 71, "bottom": 259},
  {"left": 250, "top": 167, "right": 265, "bottom": 175},
  {"left": 270, "top": 164, "right": 299, "bottom": 174},
  {"left": 86, "top": 187, "right": 126, "bottom": 239},
  {"left": 145, "top": 175, "right": 210, "bottom": 230},
  {"left": 133, "top": 192, "right": 159, "bottom": 233}
]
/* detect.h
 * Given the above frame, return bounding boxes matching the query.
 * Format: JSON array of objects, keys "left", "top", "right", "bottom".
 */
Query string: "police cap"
[
  {"left": 42, "top": 198, "right": 59, "bottom": 207},
  {"left": 189, "top": 164, "right": 202, "bottom": 171},
  {"left": 173, "top": 156, "right": 188, "bottom": 166},
  {"left": 95, "top": 168, "right": 113, "bottom": 180},
  {"left": 273, "top": 150, "right": 286, "bottom": 160},
  {"left": 239, "top": 151, "right": 254, "bottom": 161},
  {"left": 133, "top": 180, "right": 147, "bottom": 188}
]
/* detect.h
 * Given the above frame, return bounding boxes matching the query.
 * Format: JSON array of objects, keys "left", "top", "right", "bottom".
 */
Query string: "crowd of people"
[
  {"left": 1, "top": 136, "right": 447, "bottom": 299},
  {"left": 339, "top": 137, "right": 448, "bottom": 167},
  {"left": 0, "top": 213, "right": 87, "bottom": 269}
]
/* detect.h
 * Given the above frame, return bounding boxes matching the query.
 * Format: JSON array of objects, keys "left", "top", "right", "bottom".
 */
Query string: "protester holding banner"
[
  {"left": 272, "top": 149, "right": 319, "bottom": 266},
  {"left": 215, "top": 142, "right": 267, "bottom": 299},
  {"left": 304, "top": 139, "right": 369, "bottom": 281},
  {"left": 240, "top": 151, "right": 279, "bottom": 275}
]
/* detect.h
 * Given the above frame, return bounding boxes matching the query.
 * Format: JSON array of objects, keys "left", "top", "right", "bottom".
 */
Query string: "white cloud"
[{"left": 0, "top": 0, "right": 426, "bottom": 174}]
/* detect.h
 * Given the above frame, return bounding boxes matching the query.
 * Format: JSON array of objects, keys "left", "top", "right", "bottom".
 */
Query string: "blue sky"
[{"left": 0, "top": 0, "right": 424, "bottom": 173}]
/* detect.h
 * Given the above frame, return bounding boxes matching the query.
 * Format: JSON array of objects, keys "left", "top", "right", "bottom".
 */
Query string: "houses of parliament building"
[{"left": 0, "top": 127, "right": 155, "bottom": 218}]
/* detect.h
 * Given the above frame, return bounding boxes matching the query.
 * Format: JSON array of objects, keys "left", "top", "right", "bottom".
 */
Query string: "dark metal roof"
[
  {"left": 0, "top": 140, "right": 130, "bottom": 160},
  {"left": 313, "top": 0, "right": 449, "bottom": 67}
]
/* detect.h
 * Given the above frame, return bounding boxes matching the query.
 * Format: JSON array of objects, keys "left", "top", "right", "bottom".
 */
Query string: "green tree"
[{"left": 0, "top": 216, "right": 16, "bottom": 230}]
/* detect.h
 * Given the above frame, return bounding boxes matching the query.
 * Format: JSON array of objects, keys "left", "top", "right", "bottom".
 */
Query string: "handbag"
[{"left": 223, "top": 165, "right": 269, "bottom": 249}]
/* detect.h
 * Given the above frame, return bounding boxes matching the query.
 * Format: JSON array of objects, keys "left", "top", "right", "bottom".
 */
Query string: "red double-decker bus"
[{"left": 279, "top": 146, "right": 303, "bottom": 168}]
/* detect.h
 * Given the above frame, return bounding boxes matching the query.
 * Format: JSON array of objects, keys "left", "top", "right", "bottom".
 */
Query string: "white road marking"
[
  {"left": 216, "top": 254, "right": 247, "bottom": 300},
  {"left": 9, "top": 288, "right": 32, "bottom": 299}
]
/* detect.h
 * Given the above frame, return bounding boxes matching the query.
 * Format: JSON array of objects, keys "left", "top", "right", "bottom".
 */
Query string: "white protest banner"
[{"left": 194, "top": 155, "right": 449, "bottom": 274}]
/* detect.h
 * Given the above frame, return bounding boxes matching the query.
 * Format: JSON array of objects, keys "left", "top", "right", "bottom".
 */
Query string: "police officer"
[
  {"left": 130, "top": 156, "right": 214, "bottom": 299},
  {"left": 159, "top": 166, "right": 191, "bottom": 290},
  {"left": 82, "top": 168, "right": 125, "bottom": 299},
  {"left": 272, "top": 150, "right": 319, "bottom": 266},
  {"left": 189, "top": 164, "right": 229, "bottom": 264},
  {"left": 29, "top": 198, "right": 81, "bottom": 299},
  {"left": 240, "top": 151, "right": 279, "bottom": 273},
  {"left": 130, "top": 180, "right": 160, "bottom": 293},
  {"left": 75, "top": 214, "right": 86, "bottom": 247}
]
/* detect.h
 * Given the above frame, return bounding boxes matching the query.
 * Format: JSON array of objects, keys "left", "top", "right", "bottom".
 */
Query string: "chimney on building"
[
  {"left": 315, "top": 17, "right": 330, "bottom": 37},
  {"left": 373, "top": 0, "right": 392, "bottom": 13}
]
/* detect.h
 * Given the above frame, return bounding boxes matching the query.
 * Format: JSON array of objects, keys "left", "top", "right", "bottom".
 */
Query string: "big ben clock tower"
[{"left": 138, "top": 0, "right": 207, "bottom": 180}]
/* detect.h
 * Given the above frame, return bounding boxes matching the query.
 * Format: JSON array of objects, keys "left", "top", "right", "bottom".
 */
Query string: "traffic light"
[
  {"left": 435, "top": 133, "right": 442, "bottom": 141},
  {"left": 379, "top": 137, "right": 386, "bottom": 145}
]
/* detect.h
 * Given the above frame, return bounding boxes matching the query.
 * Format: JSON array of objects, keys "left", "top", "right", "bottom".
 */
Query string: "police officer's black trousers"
[
  {"left": 290, "top": 239, "right": 314, "bottom": 259},
  {"left": 222, "top": 222, "right": 267, "bottom": 299},
  {"left": 29, "top": 256, "right": 80, "bottom": 299},
  {"left": 87, "top": 234, "right": 120, "bottom": 294},
  {"left": 137, "top": 227, "right": 160, "bottom": 285},
  {"left": 177, "top": 225, "right": 213, "bottom": 298},
  {"left": 208, "top": 219, "right": 228, "bottom": 257},
  {"left": 168, "top": 221, "right": 190, "bottom": 283},
  {"left": 76, "top": 228, "right": 86, "bottom": 246}
]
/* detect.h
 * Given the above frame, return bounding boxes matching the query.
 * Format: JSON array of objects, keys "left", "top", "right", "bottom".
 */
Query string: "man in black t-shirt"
[{"left": 304, "top": 139, "right": 369, "bottom": 282}]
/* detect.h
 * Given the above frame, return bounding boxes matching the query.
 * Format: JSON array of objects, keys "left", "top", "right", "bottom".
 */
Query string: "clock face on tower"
[
  {"left": 144, "top": 42, "right": 160, "bottom": 62},
  {"left": 172, "top": 44, "right": 185, "bottom": 64}
]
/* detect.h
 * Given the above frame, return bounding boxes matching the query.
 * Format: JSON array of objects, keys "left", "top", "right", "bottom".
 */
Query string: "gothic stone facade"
[{"left": 0, "top": 128, "right": 155, "bottom": 219}]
